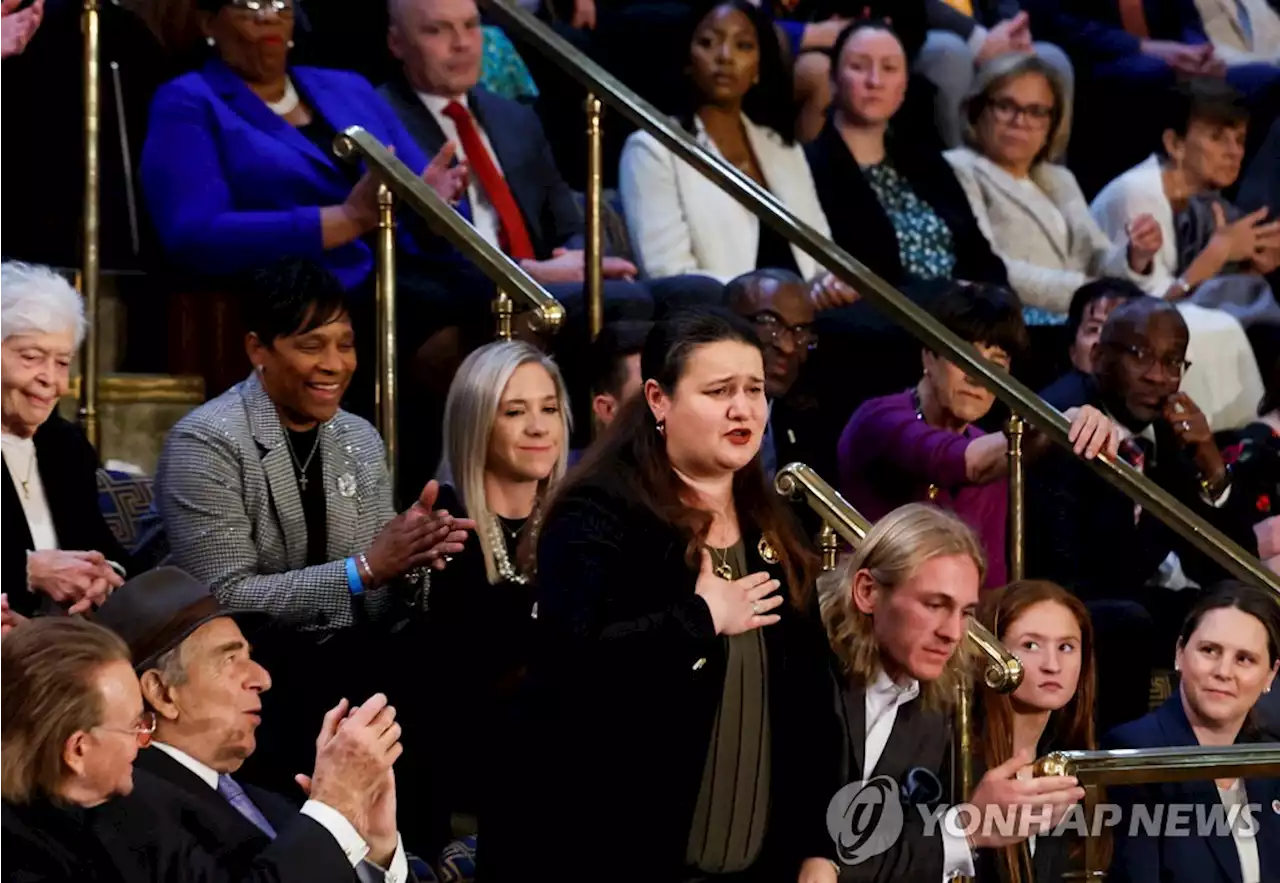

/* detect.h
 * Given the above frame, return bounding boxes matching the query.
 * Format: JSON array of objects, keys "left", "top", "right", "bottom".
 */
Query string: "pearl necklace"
[{"left": 265, "top": 78, "right": 300, "bottom": 116}]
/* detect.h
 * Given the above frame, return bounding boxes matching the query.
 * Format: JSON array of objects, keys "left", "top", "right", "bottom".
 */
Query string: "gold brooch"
[
  {"left": 927, "top": 484, "right": 940, "bottom": 502},
  {"left": 758, "top": 536, "right": 780, "bottom": 564}
]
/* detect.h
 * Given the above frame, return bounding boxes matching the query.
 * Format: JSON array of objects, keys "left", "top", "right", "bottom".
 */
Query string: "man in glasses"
[
  {"left": 1, "top": 614, "right": 387, "bottom": 881},
  {"left": 726, "top": 268, "right": 824, "bottom": 479},
  {"left": 93, "top": 567, "right": 412, "bottom": 882},
  {"left": 1030, "top": 297, "right": 1258, "bottom": 729}
]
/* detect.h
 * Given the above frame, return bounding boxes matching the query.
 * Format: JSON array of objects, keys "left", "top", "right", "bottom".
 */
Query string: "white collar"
[
  {"left": 151, "top": 741, "right": 219, "bottom": 790},
  {"left": 417, "top": 91, "right": 469, "bottom": 116},
  {"left": 869, "top": 667, "right": 920, "bottom": 702}
]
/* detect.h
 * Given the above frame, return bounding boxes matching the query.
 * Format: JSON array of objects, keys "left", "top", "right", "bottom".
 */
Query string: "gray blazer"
[
  {"left": 945, "top": 146, "right": 1141, "bottom": 313},
  {"left": 156, "top": 372, "right": 424, "bottom": 632}
]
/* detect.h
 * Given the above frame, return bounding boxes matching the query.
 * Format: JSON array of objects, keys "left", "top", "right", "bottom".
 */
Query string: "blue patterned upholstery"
[
  {"left": 97, "top": 469, "right": 169, "bottom": 568},
  {"left": 437, "top": 835, "right": 478, "bottom": 883}
]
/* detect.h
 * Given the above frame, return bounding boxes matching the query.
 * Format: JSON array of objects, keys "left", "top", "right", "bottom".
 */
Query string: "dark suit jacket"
[
  {"left": 376, "top": 75, "right": 583, "bottom": 262},
  {"left": 129, "top": 747, "right": 333, "bottom": 877},
  {"left": 139, "top": 58, "right": 431, "bottom": 290},
  {"left": 1028, "top": 374, "right": 1258, "bottom": 600},
  {"left": 806, "top": 122, "right": 1009, "bottom": 291},
  {"left": 3, "top": 767, "right": 353, "bottom": 883},
  {"left": 2, "top": 414, "right": 134, "bottom": 618},
  {"left": 831, "top": 681, "right": 954, "bottom": 883},
  {"left": 1023, "top": 0, "right": 1209, "bottom": 63},
  {"left": 484, "top": 463, "right": 841, "bottom": 883},
  {"left": 1103, "top": 694, "right": 1280, "bottom": 883}
]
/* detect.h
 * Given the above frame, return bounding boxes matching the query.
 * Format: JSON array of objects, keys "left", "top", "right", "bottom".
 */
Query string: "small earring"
[
  {"left": 656, "top": 419, "right": 665, "bottom": 436},
  {"left": 286, "top": 39, "right": 294, "bottom": 48},
  {"left": 256, "top": 364, "right": 265, "bottom": 375},
  {"left": 206, "top": 35, "right": 216, "bottom": 46}
]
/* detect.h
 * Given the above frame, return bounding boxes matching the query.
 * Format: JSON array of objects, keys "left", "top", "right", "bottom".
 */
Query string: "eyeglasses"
[
  {"left": 751, "top": 312, "right": 817, "bottom": 351},
  {"left": 95, "top": 711, "right": 157, "bottom": 747},
  {"left": 1108, "top": 341, "right": 1192, "bottom": 378},
  {"left": 987, "top": 97, "right": 1054, "bottom": 127},
  {"left": 227, "top": 0, "right": 294, "bottom": 16}
]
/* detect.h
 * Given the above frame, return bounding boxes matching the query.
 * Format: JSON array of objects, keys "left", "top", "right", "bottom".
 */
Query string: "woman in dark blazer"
[
  {"left": 1, "top": 262, "right": 129, "bottom": 620},
  {"left": 806, "top": 19, "right": 1008, "bottom": 293},
  {"left": 1103, "top": 582, "right": 1280, "bottom": 883},
  {"left": 485, "top": 308, "right": 840, "bottom": 883}
]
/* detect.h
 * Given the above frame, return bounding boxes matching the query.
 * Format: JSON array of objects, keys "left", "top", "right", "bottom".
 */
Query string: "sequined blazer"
[{"left": 156, "top": 371, "right": 426, "bottom": 631}]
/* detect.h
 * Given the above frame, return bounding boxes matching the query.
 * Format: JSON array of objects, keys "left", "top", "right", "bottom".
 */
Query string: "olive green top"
[{"left": 686, "top": 541, "right": 771, "bottom": 873}]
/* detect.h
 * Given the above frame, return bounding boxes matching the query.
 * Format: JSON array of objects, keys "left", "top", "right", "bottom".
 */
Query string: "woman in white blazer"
[
  {"left": 944, "top": 53, "right": 1161, "bottom": 320},
  {"left": 1089, "top": 78, "right": 1278, "bottom": 429},
  {"left": 617, "top": 0, "right": 832, "bottom": 285}
]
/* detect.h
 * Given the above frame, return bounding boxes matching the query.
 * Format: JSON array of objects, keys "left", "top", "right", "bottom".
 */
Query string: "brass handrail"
[
  {"left": 332, "top": 127, "right": 566, "bottom": 334},
  {"left": 1035, "top": 744, "right": 1280, "bottom": 786},
  {"left": 79, "top": 0, "right": 102, "bottom": 448},
  {"left": 482, "top": 0, "right": 1280, "bottom": 597},
  {"left": 1034, "top": 743, "right": 1280, "bottom": 878}
]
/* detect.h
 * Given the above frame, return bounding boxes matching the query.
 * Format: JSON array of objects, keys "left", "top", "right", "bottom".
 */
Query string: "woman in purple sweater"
[{"left": 837, "top": 282, "right": 1118, "bottom": 588}]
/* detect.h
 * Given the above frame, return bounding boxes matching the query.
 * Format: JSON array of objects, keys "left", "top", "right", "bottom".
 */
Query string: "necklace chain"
[
  {"left": 3, "top": 443, "right": 36, "bottom": 500},
  {"left": 709, "top": 545, "right": 734, "bottom": 580},
  {"left": 489, "top": 512, "right": 539, "bottom": 585},
  {"left": 284, "top": 429, "right": 321, "bottom": 491}
]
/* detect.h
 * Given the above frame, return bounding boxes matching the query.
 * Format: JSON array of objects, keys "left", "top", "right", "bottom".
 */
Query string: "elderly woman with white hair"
[
  {"left": 1, "top": 262, "right": 127, "bottom": 621},
  {"left": 421, "top": 339, "right": 570, "bottom": 860}
]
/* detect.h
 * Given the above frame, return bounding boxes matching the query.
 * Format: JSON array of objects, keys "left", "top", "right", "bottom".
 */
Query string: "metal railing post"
[
  {"left": 79, "top": 0, "right": 102, "bottom": 449},
  {"left": 494, "top": 290, "right": 514, "bottom": 341},
  {"left": 1007, "top": 415, "right": 1026, "bottom": 581},
  {"left": 375, "top": 185, "right": 398, "bottom": 489},
  {"left": 584, "top": 93, "right": 605, "bottom": 340}
]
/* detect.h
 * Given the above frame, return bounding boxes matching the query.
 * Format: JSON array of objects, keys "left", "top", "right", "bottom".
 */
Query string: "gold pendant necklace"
[{"left": 710, "top": 546, "right": 733, "bottom": 580}]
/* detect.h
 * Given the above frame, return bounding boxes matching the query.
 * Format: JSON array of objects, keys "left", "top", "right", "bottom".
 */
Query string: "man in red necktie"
[{"left": 381, "top": 0, "right": 725, "bottom": 313}]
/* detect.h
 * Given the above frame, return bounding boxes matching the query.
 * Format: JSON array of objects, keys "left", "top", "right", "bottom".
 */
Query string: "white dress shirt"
[
  {"left": 150, "top": 742, "right": 408, "bottom": 883},
  {"left": 2, "top": 432, "right": 60, "bottom": 551},
  {"left": 415, "top": 91, "right": 505, "bottom": 251},
  {"left": 1218, "top": 778, "right": 1262, "bottom": 883},
  {"left": 862, "top": 670, "right": 976, "bottom": 881}
]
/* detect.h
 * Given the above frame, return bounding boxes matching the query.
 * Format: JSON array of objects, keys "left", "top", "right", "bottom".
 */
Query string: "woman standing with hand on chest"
[{"left": 485, "top": 308, "right": 840, "bottom": 883}]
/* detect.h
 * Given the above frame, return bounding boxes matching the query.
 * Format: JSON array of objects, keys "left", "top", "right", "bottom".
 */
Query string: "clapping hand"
[
  {"left": 1125, "top": 214, "right": 1163, "bottom": 273},
  {"left": 1, "top": 0, "right": 43, "bottom": 59},
  {"left": 1, "top": 594, "right": 27, "bottom": 638},
  {"left": 26, "top": 549, "right": 123, "bottom": 614},
  {"left": 424, "top": 142, "right": 469, "bottom": 205}
]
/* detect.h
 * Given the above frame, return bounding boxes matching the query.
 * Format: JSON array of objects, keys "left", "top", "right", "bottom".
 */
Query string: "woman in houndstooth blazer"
[{"left": 155, "top": 260, "right": 471, "bottom": 844}]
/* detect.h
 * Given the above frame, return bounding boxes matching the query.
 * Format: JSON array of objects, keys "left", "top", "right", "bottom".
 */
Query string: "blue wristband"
[{"left": 345, "top": 556, "right": 366, "bottom": 596}]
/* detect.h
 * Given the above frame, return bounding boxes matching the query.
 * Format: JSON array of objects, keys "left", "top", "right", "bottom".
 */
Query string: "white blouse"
[
  {"left": 1217, "top": 779, "right": 1261, "bottom": 883},
  {"left": 2, "top": 432, "right": 59, "bottom": 551}
]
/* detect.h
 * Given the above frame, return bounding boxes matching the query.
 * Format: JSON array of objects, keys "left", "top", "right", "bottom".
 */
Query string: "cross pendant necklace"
[{"left": 284, "top": 430, "right": 321, "bottom": 491}]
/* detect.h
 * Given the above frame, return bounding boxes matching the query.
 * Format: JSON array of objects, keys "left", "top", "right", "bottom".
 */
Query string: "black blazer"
[
  {"left": 376, "top": 74, "right": 584, "bottom": 262},
  {"left": 3, "top": 767, "right": 354, "bottom": 883},
  {"left": 485, "top": 465, "right": 841, "bottom": 883},
  {"left": 805, "top": 121, "right": 1009, "bottom": 291},
  {"left": 1, "top": 413, "right": 134, "bottom": 618},
  {"left": 830, "top": 680, "right": 955, "bottom": 883},
  {"left": 1102, "top": 694, "right": 1280, "bottom": 883},
  {"left": 1027, "top": 375, "right": 1258, "bottom": 600},
  {"left": 968, "top": 749, "right": 1074, "bottom": 883}
]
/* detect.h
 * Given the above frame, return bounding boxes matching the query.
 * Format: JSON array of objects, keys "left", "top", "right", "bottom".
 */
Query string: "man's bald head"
[
  {"left": 1094, "top": 297, "right": 1190, "bottom": 426},
  {"left": 388, "top": 0, "right": 483, "bottom": 98},
  {"left": 726, "top": 269, "right": 815, "bottom": 398}
]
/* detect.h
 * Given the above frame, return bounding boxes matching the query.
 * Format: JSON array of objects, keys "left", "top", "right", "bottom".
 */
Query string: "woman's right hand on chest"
[{"left": 694, "top": 549, "right": 783, "bottom": 636}]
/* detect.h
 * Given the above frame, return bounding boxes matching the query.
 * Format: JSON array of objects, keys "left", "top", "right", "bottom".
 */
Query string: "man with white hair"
[{"left": 0, "top": 261, "right": 128, "bottom": 620}]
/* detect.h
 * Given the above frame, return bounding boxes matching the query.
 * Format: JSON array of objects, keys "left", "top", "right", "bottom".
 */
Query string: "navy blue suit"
[
  {"left": 1103, "top": 693, "right": 1280, "bottom": 883},
  {"left": 139, "top": 59, "right": 431, "bottom": 290}
]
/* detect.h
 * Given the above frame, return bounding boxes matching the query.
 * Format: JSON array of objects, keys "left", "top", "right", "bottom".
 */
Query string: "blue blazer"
[
  {"left": 1023, "top": 0, "right": 1209, "bottom": 63},
  {"left": 139, "top": 58, "right": 430, "bottom": 290},
  {"left": 1103, "top": 693, "right": 1280, "bottom": 883}
]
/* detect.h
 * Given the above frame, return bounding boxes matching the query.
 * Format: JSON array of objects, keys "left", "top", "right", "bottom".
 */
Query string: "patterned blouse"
[
  {"left": 862, "top": 161, "right": 957, "bottom": 282},
  {"left": 480, "top": 26, "right": 539, "bottom": 103}
]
